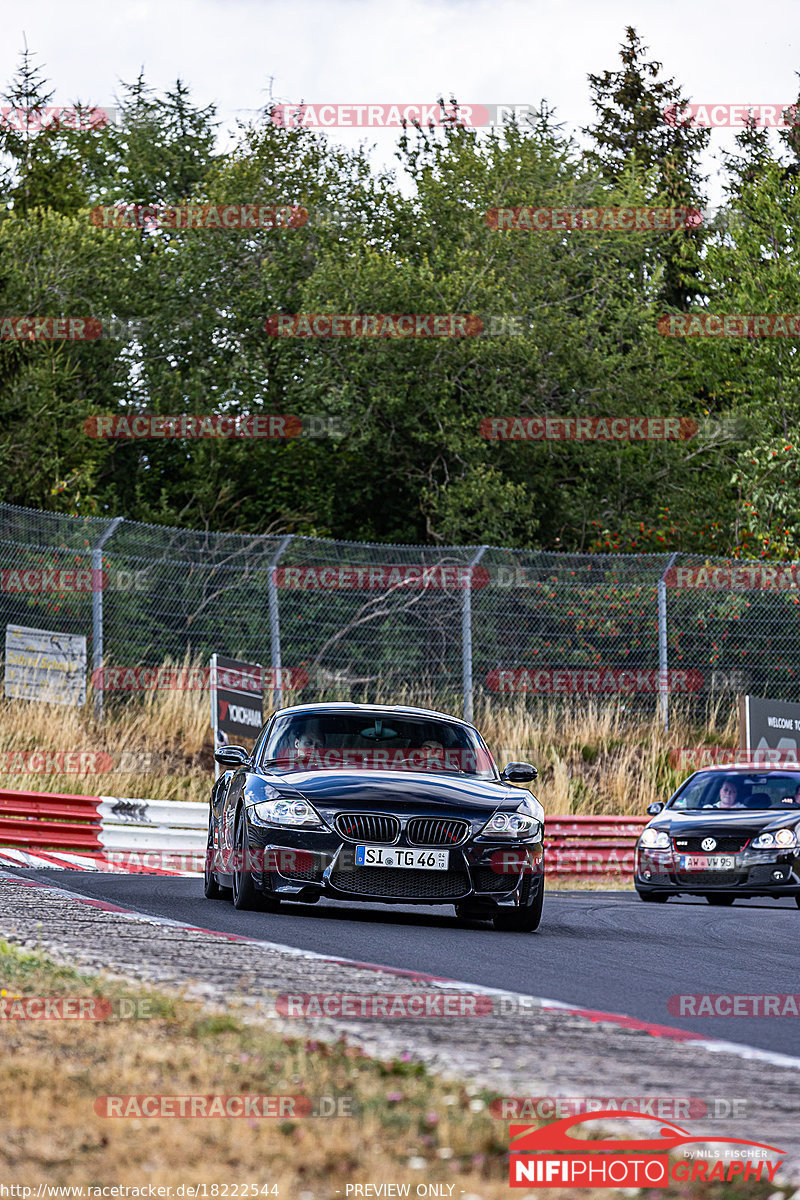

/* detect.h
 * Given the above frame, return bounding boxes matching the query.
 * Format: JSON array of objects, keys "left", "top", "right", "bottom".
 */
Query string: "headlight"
[
  {"left": 252, "top": 797, "right": 326, "bottom": 828},
  {"left": 480, "top": 809, "right": 542, "bottom": 840},
  {"left": 752, "top": 827, "right": 798, "bottom": 849},
  {"left": 639, "top": 829, "right": 671, "bottom": 850}
]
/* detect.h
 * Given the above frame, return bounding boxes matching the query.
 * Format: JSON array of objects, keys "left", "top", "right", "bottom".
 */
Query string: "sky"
[{"left": 0, "top": 0, "right": 798, "bottom": 206}]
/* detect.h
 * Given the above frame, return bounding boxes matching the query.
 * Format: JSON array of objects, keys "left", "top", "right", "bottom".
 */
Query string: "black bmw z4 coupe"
[
  {"left": 635, "top": 764, "right": 800, "bottom": 905},
  {"left": 204, "top": 702, "right": 545, "bottom": 931}
]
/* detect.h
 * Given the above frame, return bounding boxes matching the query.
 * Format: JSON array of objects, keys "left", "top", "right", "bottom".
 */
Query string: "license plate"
[
  {"left": 354, "top": 845, "right": 449, "bottom": 870},
  {"left": 680, "top": 855, "right": 735, "bottom": 871}
]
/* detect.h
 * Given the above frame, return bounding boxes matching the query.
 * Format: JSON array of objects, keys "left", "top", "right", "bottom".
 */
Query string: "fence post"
[
  {"left": 268, "top": 535, "right": 294, "bottom": 710},
  {"left": 92, "top": 516, "right": 123, "bottom": 722},
  {"left": 658, "top": 552, "right": 678, "bottom": 731},
  {"left": 462, "top": 546, "right": 488, "bottom": 724}
]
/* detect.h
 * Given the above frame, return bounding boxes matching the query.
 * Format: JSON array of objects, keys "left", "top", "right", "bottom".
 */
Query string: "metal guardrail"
[
  {"left": 546, "top": 815, "right": 647, "bottom": 875},
  {"left": 0, "top": 788, "right": 646, "bottom": 876},
  {"left": 0, "top": 787, "right": 206, "bottom": 852}
]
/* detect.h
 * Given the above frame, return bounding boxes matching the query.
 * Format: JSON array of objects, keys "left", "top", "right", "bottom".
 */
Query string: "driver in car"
[
  {"left": 295, "top": 732, "right": 325, "bottom": 750},
  {"left": 713, "top": 779, "right": 746, "bottom": 808},
  {"left": 291, "top": 731, "right": 326, "bottom": 764}
]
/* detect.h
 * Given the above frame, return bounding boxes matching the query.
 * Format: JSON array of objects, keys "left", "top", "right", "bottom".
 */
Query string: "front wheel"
[
  {"left": 705, "top": 894, "right": 735, "bottom": 906},
  {"left": 493, "top": 885, "right": 544, "bottom": 932},
  {"left": 232, "top": 810, "right": 269, "bottom": 911}
]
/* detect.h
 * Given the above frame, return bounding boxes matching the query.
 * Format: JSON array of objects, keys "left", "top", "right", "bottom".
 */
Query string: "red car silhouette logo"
[{"left": 510, "top": 1111, "right": 784, "bottom": 1156}]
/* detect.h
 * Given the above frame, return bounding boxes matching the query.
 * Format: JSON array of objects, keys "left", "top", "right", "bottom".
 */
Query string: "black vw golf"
[
  {"left": 204, "top": 702, "right": 544, "bottom": 931},
  {"left": 635, "top": 765, "right": 800, "bottom": 905}
]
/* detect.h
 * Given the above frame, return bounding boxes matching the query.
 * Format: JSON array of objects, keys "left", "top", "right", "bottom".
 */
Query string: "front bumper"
[
  {"left": 635, "top": 845, "right": 800, "bottom": 896},
  {"left": 243, "top": 822, "right": 544, "bottom": 908}
]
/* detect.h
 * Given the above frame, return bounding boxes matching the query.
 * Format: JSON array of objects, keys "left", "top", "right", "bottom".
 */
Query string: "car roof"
[
  {"left": 272, "top": 701, "right": 476, "bottom": 728},
  {"left": 688, "top": 763, "right": 800, "bottom": 773}
]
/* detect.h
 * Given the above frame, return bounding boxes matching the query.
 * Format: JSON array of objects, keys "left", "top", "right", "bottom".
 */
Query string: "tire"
[
  {"left": 232, "top": 809, "right": 269, "bottom": 911},
  {"left": 493, "top": 885, "right": 544, "bottom": 932},
  {"left": 705, "top": 894, "right": 735, "bottom": 906},
  {"left": 203, "top": 816, "right": 230, "bottom": 899},
  {"left": 637, "top": 890, "right": 669, "bottom": 903}
]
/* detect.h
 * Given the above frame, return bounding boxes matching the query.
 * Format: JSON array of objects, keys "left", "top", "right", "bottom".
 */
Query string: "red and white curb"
[
  {"left": 0, "top": 848, "right": 200, "bottom": 875},
  {"left": 3, "top": 868, "right": 800, "bottom": 1072}
]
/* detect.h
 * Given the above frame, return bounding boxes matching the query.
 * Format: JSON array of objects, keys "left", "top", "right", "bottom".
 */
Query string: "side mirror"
[
  {"left": 214, "top": 745, "right": 251, "bottom": 769},
  {"left": 501, "top": 762, "right": 538, "bottom": 784},
  {"left": 646, "top": 802, "right": 665, "bottom": 815}
]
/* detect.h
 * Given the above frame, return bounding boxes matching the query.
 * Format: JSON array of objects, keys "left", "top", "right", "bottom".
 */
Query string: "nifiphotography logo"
[{"left": 508, "top": 1110, "right": 784, "bottom": 1187}]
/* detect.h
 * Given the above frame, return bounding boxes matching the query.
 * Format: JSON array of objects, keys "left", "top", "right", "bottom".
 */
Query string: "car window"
[
  {"left": 669, "top": 772, "right": 800, "bottom": 810},
  {"left": 260, "top": 712, "right": 496, "bottom": 778}
]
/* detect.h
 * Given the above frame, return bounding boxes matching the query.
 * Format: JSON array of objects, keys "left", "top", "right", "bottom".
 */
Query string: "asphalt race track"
[{"left": 11, "top": 871, "right": 800, "bottom": 1058}]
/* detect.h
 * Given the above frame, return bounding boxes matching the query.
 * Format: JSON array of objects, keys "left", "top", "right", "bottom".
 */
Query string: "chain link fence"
[{"left": 0, "top": 502, "right": 797, "bottom": 725}]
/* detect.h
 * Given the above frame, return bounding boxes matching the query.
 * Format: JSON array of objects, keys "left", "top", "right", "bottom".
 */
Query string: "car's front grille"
[
  {"left": 330, "top": 866, "right": 470, "bottom": 899},
  {"left": 334, "top": 813, "right": 399, "bottom": 843},
  {"left": 674, "top": 870, "right": 744, "bottom": 887},
  {"left": 672, "top": 835, "right": 751, "bottom": 853},
  {"left": 406, "top": 817, "right": 470, "bottom": 846}
]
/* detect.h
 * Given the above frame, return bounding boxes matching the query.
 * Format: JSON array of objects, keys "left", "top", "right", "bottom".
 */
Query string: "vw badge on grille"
[{"left": 701, "top": 837, "right": 717, "bottom": 852}]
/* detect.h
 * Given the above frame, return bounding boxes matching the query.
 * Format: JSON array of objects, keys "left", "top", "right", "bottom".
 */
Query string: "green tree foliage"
[{"left": 1, "top": 38, "right": 799, "bottom": 559}]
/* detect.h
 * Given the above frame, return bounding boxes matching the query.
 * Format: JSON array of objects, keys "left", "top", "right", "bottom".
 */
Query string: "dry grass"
[
  {"left": 0, "top": 656, "right": 738, "bottom": 815},
  {"left": 0, "top": 940, "right": 511, "bottom": 1192},
  {"left": 474, "top": 693, "right": 738, "bottom": 816},
  {"left": 0, "top": 942, "right": 572, "bottom": 1196},
  {"left": 0, "top": 941, "right": 778, "bottom": 1200}
]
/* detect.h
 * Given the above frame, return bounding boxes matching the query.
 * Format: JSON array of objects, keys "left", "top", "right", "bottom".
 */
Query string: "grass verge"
[{"left": 0, "top": 941, "right": 781, "bottom": 1200}]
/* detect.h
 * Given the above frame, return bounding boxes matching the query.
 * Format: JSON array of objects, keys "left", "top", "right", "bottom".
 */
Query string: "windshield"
[
  {"left": 259, "top": 711, "right": 496, "bottom": 778},
  {"left": 669, "top": 771, "right": 800, "bottom": 811}
]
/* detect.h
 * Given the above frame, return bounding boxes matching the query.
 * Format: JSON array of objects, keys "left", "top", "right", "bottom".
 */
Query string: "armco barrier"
[
  {"left": 0, "top": 788, "right": 206, "bottom": 853},
  {"left": 546, "top": 815, "right": 648, "bottom": 876},
  {"left": 0, "top": 788, "right": 647, "bottom": 877}
]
